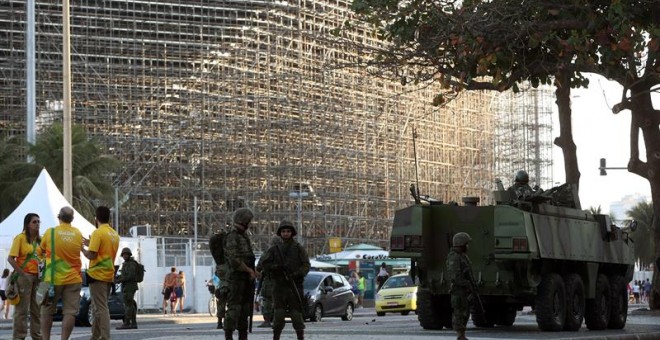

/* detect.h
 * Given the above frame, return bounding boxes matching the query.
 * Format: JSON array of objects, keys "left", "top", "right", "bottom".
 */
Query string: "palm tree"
[
  {"left": 627, "top": 201, "right": 655, "bottom": 269},
  {"left": 1, "top": 124, "right": 120, "bottom": 221}
]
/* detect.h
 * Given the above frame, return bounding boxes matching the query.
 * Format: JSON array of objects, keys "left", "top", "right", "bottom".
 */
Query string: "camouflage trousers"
[
  {"left": 451, "top": 290, "right": 470, "bottom": 332},
  {"left": 223, "top": 276, "right": 254, "bottom": 332},
  {"left": 272, "top": 281, "right": 305, "bottom": 331},
  {"left": 122, "top": 284, "right": 138, "bottom": 326},
  {"left": 260, "top": 278, "right": 274, "bottom": 321},
  {"left": 215, "top": 285, "right": 228, "bottom": 318}
]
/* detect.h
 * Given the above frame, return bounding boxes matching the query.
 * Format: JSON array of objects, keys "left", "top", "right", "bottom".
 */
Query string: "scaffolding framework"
[{"left": 1, "top": 0, "right": 551, "bottom": 255}]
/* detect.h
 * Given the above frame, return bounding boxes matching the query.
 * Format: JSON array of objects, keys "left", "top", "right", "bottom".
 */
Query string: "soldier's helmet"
[
  {"left": 233, "top": 208, "right": 254, "bottom": 226},
  {"left": 452, "top": 232, "right": 472, "bottom": 247},
  {"left": 277, "top": 219, "right": 297, "bottom": 236},
  {"left": 514, "top": 170, "right": 529, "bottom": 185},
  {"left": 121, "top": 247, "right": 132, "bottom": 256}
]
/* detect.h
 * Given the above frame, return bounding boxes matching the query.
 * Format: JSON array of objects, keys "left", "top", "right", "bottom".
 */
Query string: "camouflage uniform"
[
  {"left": 255, "top": 237, "right": 282, "bottom": 327},
  {"left": 507, "top": 170, "right": 534, "bottom": 199},
  {"left": 116, "top": 248, "right": 139, "bottom": 329},
  {"left": 210, "top": 231, "right": 229, "bottom": 328},
  {"left": 446, "top": 232, "right": 473, "bottom": 340},
  {"left": 261, "top": 220, "right": 310, "bottom": 340},
  {"left": 223, "top": 208, "right": 256, "bottom": 340}
]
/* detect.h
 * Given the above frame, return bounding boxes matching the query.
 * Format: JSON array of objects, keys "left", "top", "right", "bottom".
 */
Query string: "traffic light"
[{"left": 599, "top": 158, "right": 607, "bottom": 176}]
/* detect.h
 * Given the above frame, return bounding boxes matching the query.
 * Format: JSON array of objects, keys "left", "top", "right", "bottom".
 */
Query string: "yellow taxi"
[{"left": 375, "top": 273, "right": 417, "bottom": 316}]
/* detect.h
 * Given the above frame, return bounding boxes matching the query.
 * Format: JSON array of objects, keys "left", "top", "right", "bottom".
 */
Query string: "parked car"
[
  {"left": 375, "top": 273, "right": 417, "bottom": 316},
  {"left": 53, "top": 284, "right": 126, "bottom": 326},
  {"left": 303, "top": 271, "right": 355, "bottom": 322}
]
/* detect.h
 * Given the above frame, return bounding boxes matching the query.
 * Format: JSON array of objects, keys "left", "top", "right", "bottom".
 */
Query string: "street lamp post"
[{"left": 289, "top": 187, "right": 307, "bottom": 246}]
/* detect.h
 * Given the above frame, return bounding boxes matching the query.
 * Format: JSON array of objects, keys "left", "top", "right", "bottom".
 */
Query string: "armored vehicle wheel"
[
  {"left": 563, "top": 273, "right": 585, "bottom": 331},
  {"left": 471, "top": 305, "right": 495, "bottom": 328},
  {"left": 535, "top": 273, "right": 566, "bottom": 331},
  {"left": 494, "top": 306, "right": 516, "bottom": 326},
  {"left": 608, "top": 275, "right": 628, "bottom": 329},
  {"left": 585, "top": 274, "right": 611, "bottom": 330},
  {"left": 416, "top": 288, "right": 444, "bottom": 330}
]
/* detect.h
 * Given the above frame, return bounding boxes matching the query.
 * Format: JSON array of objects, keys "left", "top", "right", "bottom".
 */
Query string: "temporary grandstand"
[{"left": 0, "top": 0, "right": 553, "bottom": 255}]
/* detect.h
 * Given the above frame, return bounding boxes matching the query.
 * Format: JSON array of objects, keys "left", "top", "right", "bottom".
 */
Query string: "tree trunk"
[
  {"left": 629, "top": 85, "right": 660, "bottom": 309},
  {"left": 552, "top": 72, "right": 581, "bottom": 199}
]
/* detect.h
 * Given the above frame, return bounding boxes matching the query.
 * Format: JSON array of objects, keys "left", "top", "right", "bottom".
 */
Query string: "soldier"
[
  {"left": 116, "top": 247, "right": 139, "bottom": 329},
  {"left": 261, "top": 220, "right": 310, "bottom": 340},
  {"left": 223, "top": 208, "right": 257, "bottom": 340},
  {"left": 446, "top": 232, "right": 473, "bottom": 340},
  {"left": 209, "top": 227, "right": 229, "bottom": 329},
  {"left": 255, "top": 237, "right": 282, "bottom": 328},
  {"left": 507, "top": 170, "right": 534, "bottom": 199}
]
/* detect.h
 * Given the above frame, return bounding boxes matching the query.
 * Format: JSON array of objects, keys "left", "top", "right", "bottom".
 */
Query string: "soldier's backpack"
[
  {"left": 134, "top": 260, "right": 145, "bottom": 283},
  {"left": 209, "top": 231, "right": 228, "bottom": 265}
]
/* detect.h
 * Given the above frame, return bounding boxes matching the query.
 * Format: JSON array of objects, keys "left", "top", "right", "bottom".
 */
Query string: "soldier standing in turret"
[
  {"left": 507, "top": 170, "right": 534, "bottom": 199},
  {"left": 446, "top": 232, "right": 473, "bottom": 340},
  {"left": 116, "top": 247, "right": 139, "bottom": 330},
  {"left": 223, "top": 208, "right": 257, "bottom": 340},
  {"left": 261, "top": 220, "right": 310, "bottom": 340}
]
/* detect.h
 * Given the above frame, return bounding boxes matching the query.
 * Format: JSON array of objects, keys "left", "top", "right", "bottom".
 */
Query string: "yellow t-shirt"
[
  {"left": 8, "top": 233, "right": 40, "bottom": 275},
  {"left": 39, "top": 223, "right": 83, "bottom": 285},
  {"left": 87, "top": 224, "right": 120, "bottom": 282}
]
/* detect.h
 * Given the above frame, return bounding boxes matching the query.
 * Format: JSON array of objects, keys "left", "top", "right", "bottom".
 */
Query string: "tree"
[
  {"left": 0, "top": 124, "right": 120, "bottom": 221},
  {"left": 627, "top": 201, "right": 655, "bottom": 270},
  {"left": 350, "top": 0, "right": 660, "bottom": 308},
  {"left": 0, "top": 135, "right": 34, "bottom": 219}
]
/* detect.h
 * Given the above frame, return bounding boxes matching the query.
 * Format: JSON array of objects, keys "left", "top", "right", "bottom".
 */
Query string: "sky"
[{"left": 551, "top": 74, "right": 653, "bottom": 214}]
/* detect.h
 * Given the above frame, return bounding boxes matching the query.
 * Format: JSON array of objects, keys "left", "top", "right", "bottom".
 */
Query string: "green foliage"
[
  {"left": 627, "top": 201, "right": 655, "bottom": 269},
  {"left": 350, "top": 0, "right": 658, "bottom": 103},
  {"left": 0, "top": 125, "right": 120, "bottom": 222}
]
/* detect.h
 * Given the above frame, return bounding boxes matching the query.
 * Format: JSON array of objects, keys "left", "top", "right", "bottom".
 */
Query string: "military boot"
[
  {"left": 224, "top": 330, "right": 233, "bottom": 340},
  {"left": 456, "top": 330, "right": 468, "bottom": 340},
  {"left": 217, "top": 317, "right": 223, "bottom": 329},
  {"left": 295, "top": 329, "right": 304, "bottom": 340},
  {"left": 238, "top": 329, "right": 248, "bottom": 340},
  {"left": 272, "top": 328, "right": 282, "bottom": 340}
]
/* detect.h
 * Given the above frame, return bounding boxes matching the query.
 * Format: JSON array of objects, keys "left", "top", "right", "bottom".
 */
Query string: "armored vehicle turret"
[{"left": 391, "top": 182, "right": 635, "bottom": 332}]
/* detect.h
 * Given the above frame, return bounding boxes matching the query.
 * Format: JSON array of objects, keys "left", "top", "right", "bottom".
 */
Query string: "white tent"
[{"left": 0, "top": 169, "right": 96, "bottom": 241}]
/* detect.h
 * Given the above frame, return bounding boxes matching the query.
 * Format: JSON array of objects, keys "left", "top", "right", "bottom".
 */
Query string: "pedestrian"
[
  {"left": 162, "top": 267, "right": 178, "bottom": 315},
  {"left": 348, "top": 272, "right": 360, "bottom": 305},
  {"left": 209, "top": 228, "right": 229, "bottom": 329},
  {"left": 644, "top": 279, "right": 652, "bottom": 304},
  {"left": 255, "top": 237, "right": 282, "bottom": 329},
  {"left": 260, "top": 220, "right": 310, "bottom": 340},
  {"left": 0, "top": 268, "right": 9, "bottom": 319},
  {"left": 633, "top": 280, "right": 640, "bottom": 304},
  {"left": 115, "top": 247, "right": 139, "bottom": 329},
  {"left": 446, "top": 232, "right": 474, "bottom": 340},
  {"left": 223, "top": 208, "right": 257, "bottom": 340},
  {"left": 7, "top": 213, "right": 42, "bottom": 340},
  {"left": 175, "top": 271, "right": 186, "bottom": 314},
  {"left": 357, "top": 272, "right": 366, "bottom": 308},
  {"left": 376, "top": 262, "right": 390, "bottom": 291},
  {"left": 39, "top": 206, "right": 85, "bottom": 340},
  {"left": 82, "top": 206, "right": 120, "bottom": 340}
]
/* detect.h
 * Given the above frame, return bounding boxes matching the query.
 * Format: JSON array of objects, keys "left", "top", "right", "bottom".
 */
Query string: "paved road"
[{"left": 1, "top": 305, "right": 659, "bottom": 339}]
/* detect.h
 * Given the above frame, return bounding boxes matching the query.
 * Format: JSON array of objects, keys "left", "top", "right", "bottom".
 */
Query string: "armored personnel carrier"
[{"left": 390, "top": 182, "right": 635, "bottom": 332}]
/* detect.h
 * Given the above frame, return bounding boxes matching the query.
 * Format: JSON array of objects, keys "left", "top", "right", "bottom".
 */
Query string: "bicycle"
[{"left": 206, "top": 280, "right": 217, "bottom": 317}]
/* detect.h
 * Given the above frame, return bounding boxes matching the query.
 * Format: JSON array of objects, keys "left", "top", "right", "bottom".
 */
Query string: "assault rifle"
[
  {"left": 274, "top": 245, "right": 305, "bottom": 312},
  {"left": 467, "top": 268, "right": 485, "bottom": 316}
]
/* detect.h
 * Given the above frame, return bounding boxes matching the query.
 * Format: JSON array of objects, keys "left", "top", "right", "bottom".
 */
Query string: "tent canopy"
[
  {"left": 0, "top": 169, "right": 96, "bottom": 240},
  {"left": 315, "top": 243, "right": 410, "bottom": 267}
]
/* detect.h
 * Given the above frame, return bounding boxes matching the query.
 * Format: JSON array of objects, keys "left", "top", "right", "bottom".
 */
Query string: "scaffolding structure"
[
  {"left": 1, "top": 0, "right": 550, "bottom": 255},
  {"left": 494, "top": 86, "right": 555, "bottom": 191}
]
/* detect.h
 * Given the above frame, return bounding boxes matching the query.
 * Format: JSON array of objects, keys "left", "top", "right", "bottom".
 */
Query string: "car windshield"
[
  {"left": 381, "top": 275, "right": 414, "bottom": 289},
  {"left": 303, "top": 273, "right": 324, "bottom": 290}
]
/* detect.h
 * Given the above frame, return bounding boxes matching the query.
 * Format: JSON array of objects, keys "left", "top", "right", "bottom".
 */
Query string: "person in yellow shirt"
[
  {"left": 39, "top": 206, "right": 84, "bottom": 340},
  {"left": 82, "top": 206, "right": 120, "bottom": 340},
  {"left": 7, "top": 213, "right": 42, "bottom": 340}
]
